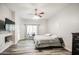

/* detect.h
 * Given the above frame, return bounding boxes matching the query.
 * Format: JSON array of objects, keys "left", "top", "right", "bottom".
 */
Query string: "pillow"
[
  {"left": 50, "top": 35, "right": 58, "bottom": 39},
  {"left": 45, "top": 34, "right": 52, "bottom": 36}
]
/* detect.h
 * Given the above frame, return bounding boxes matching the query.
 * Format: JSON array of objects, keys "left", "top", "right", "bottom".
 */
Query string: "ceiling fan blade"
[{"left": 40, "top": 12, "right": 44, "bottom": 14}]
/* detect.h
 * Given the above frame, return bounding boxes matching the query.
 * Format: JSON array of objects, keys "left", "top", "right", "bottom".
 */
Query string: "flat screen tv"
[
  {"left": 0, "top": 20, "right": 5, "bottom": 30},
  {"left": 5, "top": 18, "right": 15, "bottom": 24}
]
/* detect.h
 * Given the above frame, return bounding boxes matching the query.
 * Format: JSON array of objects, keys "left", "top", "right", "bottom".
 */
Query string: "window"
[
  {"left": 6, "top": 24, "right": 15, "bottom": 32},
  {"left": 27, "top": 25, "right": 38, "bottom": 36}
]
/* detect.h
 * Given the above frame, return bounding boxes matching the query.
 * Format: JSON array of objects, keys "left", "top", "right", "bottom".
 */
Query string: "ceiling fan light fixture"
[{"left": 32, "top": 15, "right": 40, "bottom": 20}]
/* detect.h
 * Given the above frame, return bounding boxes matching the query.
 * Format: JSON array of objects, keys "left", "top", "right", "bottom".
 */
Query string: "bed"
[{"left": 34, "top": 34, "right": 64, "bottom": 48}]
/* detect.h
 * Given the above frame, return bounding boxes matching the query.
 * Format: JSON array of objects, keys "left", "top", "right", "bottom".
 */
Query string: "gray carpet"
[{"left": 0, "top": 39, "right": 71, "bottom": 55}]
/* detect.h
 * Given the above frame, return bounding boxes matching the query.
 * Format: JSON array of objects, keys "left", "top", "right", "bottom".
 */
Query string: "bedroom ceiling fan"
[
  {"left": 28, "top": 8, "right": 45, "bottom": 20},
  {"left": 34, "top": 8, "right": 44, "bottom": 17},
  {"left": 32, "top": 8, "right": 45, "bottom": 20}
]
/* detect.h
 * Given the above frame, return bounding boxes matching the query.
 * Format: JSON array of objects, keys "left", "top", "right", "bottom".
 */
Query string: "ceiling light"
[{"left": 32, "top": 15, "right": 40, "bottom": 20}]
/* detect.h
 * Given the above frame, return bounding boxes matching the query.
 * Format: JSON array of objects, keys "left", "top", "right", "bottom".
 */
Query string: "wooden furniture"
[{"left": 72, "top": 33, "right": 79, "bottom": 55}]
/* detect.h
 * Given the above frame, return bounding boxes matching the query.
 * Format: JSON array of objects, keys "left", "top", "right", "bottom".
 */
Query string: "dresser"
[{"left": 72, "top": 33, "right": 79, "bottom": 55}]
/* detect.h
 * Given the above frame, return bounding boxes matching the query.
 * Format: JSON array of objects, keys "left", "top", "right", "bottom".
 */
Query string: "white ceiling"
[{"left": 3, "top": 3, "right": 69, "bottom": 20}]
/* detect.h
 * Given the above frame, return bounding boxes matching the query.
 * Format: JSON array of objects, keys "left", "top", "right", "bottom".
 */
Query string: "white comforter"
[{"left": 34, "top": 34, "right": 61, "bottom": 48}]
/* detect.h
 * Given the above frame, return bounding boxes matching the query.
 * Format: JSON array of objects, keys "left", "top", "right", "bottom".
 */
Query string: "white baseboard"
[{"left": 64, "top": 47, "right": 72, "bottom": 52}]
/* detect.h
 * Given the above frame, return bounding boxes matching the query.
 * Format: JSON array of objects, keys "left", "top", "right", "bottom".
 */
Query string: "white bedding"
[{"left": 34, "top": 34, "right": 61, "bottom": 48}]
